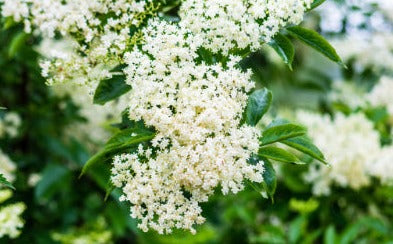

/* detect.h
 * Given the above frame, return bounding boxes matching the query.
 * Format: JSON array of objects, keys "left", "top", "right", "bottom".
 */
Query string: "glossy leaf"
[
  {"left": 261, "top": 158, "right": 277, "bottom": 200},
  {"left": 269, "top": 33, "right": 295, "bottom": 70},
  {"left": 308, "top": 0, "right": 326, "bottom": 11},
  {"left": 247, "top": 154, "right": 276, "bottom": 200},
  {"left": 324, "top": 225, "right": 336, "bottom": 244},
  {"left": 282, "top": 136, "right": 327, "bottom": 164},
  {"left": 80, "top": 128, "right": 155, "bottom": 177},
  {"left": 8, "top": 32, "right": 27, "bottom": 58},
  {"left": 260, "top": 122, "right": 307, "bottom": 145},
  {"left": 287, "top": 26, "right": 343, "bottom": 66},
  {"left": 259, "top": 146, "right": 300, "bottom": 163},
  {"left": 93, "top": 74, "right": 131, "bottom": 105},
  {"left": 35, "top": 164, "right": 70, "bottom": 200},
  {"left": 0, "top": 173, "right": 15, "bottom": 190},
  {"left": 245, "top": 88, "right": 273, "bottom": 126}
]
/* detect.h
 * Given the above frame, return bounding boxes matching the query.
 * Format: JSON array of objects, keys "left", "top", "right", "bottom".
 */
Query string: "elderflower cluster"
[
  {"left": 111, "top": 19, "right": 264, "bottom": 234},
  {"left": 369, "top": 146, "right": 393, "bottom": 186},
  {"left": 0, "top": 111, "right": 20, "bottom": 182},
  {"left": 1, "top": 0, "right": 158, "bottom": 88},
  {"left": 297, "top": 111, "right": 381, "bottom": 195},
  {"left": 0, "top": 201, "right": 26, "bottom": 239},
  {"left": 328, "top": 81, "right": 367, "bottom": 109},
  {"left": 367, "top": 76, "right": 393, "bottom": 116},
  {"left": 0, "top": 112, "right": 26, "bottom": 240},
  {"left": 332, "top": 34, "right": 393, "bottom": 73},
  {"left": 318, "top": 0, "right": 393, "bottom": 35},
  {"left": 179, "top": 0, "right": 312, "bottom": 54},
  {"left": 0, "top": 112, "right": 21, "bottom": 138},
  {"left": 0, "top": 149, "right": 16, "bottom": 183}
]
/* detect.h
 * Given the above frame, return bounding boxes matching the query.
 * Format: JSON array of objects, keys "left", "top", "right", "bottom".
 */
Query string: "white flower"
[
  {"left": 369, "top": 146, "right": 393, "bottom": 186},
  {"left": 367, "top": 76, "right": 393, "bottom": 115},
  {"left": 331, "top": 34, "right": 393, "bottom": 72},
  {"left": 2, "top": 0, "right": 156, "bottom": 87},
  {"left": 0, "top": 149, "right": 16, "bottom": 183},
  {"left": 328, "top": 81, "right": 367, "bottom": 109},
  {"left": 0, "top": 112, "right": 21, "bottom": 138},
  {"left": 27, "top": 173, "right": 42, "bottom": 187},
  {"left": 111, "top": 20, "right": 264, "bottom": 234},
  {"left": 0, "top": 202, "right": 26, "bottom": 239},
  {"left": 298, "top": 111, "right": 381, "bottom": 195},
  {"left": 179, "top": 0, "right": 312, "bottom": 54}
]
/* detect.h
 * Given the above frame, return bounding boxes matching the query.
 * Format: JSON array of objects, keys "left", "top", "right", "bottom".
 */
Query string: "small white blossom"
[
  {"left": 111, "top": 20, "right": 264, "bottom": 234},
  {"left": 367, "top": 76, "right": 393, "bottom": 116},
  {"left": 298, "top": 111, "right": 381, "bottom": 195},
  {"left": 0, "top": 149, "right": 16, "bottom": 183},
  {"left": 369, "top": 146, "right": 393, "bottom": 186},
  {"left": 179, "top": 0, "right": 312, "bottom": 54},
  {"left": 0, "top": 202, "right": 26, "bottom": 239}
]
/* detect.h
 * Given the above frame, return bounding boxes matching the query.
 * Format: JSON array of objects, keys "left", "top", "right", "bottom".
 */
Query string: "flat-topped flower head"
[
  {"left": 298, "top": 111, "right": 381, "bottom": 195},
  {"left": 179, "top": 0, "right": 312, "bottom": 54},
  {"left": 111, "top": 20, "right": 264, "bottom": 234}
]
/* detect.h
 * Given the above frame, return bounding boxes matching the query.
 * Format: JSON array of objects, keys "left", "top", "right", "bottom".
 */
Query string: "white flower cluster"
[
  {"left": 0, "top": 113, "right": 25, "bottom": 240},
  {"left": 318, "top": 0, "right": 393, "bottom": 35},
  {"left": 0, "top": 201, "right": 26, "bottom": 239},
  {"left": 332, "top": 34, "right": 393, "bottom": 73},
  {"left": 179, "top": 0, "right": 312, "bottom": 54},
  {"left": 0, "top": 149, "right": 16, "bottom": 183},
  {"left": 328, "top": 81, "right": 367, "bottom": 109},
  {"left": 2, "top": 0, "right": 315, "bottom": 235},
  {"left": 369, "top": 146, "right": 393, "bottom": 186},
  {"left": 1, "top": 0, "right": 157, "bottom": 87},
  {"left": 0, "top": 112, "right": 21, "bottom": 138},
  {"left": 0, "top": 111, "right": 20, "bottom": 182},
  {"left": 112, "top": 19, "right": 264, "bottom": 234},
  {"left": 297, "top": 111, "right": 381, "bottom": 195},
  {"left": 367, "top": 76, "right": 393, "bottom": 116}
]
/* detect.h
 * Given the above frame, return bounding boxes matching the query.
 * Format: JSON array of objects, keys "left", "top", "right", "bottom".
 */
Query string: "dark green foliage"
[
  {"left": 93, "top": 74, "right": 131, "bottom": 105},
  {"left": 287, "top": 26, "right": 344, "bottom": 66},
  {"left": 260, "top": 121, "right": 307, "bottom": 145},
  {"left": 245, "top": 88, "right": 272, "bottom": 126},
  {"left": 269, "top": 33, "right": 295, "bottom": 70},
  {"left": 0, "top": 173, "right": 15, "bottom": 190}
]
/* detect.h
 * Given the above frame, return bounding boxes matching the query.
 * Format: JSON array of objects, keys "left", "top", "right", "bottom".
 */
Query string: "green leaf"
[
  {"left": 324, "top": 225, "right": 336, "bottom": 244},
  {"left": 104, "top": 181, "right": 115, "bottom": 202},
  {"left": 308, "top": 0, "right": 326, "bottom": 11},
  {"left": 303, "top": 229, "right": 323, "bottom": 244},
  {"left": 258, "top": 146, "right": 300, "bottom": 164},
  {"left": 245, "top": 88, "right": 272, "bottom": 126},
  {"left": 286, "top": 26, "right": 344, "bottom": 66},
  {"left": 247, "top": 155, "right": 276, "bottom": 201},
  {"left": 35, "top": 164, "right": 70, "bottom": 200},
  {"left": 2, "top": 17, "right": 16, "bottom": 30},
  {"left": 93, "top": 74, "right": 131, "bottom": 105},
  {"left": 269, "top": 33, "right": 295, "bottom": 70},
  {"left": 80, "top": 127, "right": 155, "bottom": 177},
  {"left": 281, "top": 136, "right": 327, "bottom": 164},
  {"left": 0, "top": 173, "right": 15, "bottom": 190},
  {"left": 288, "top": 216, "right": 307, "bottom": 243},
  {"left": 260, "top": 122, "right": 307, "bottom": 146},
  {"left": 110, "top": 64, "right": 127, "bottom": 73},
  {"left": 8, "top": 32, "right": 28, "bottom": 58},
  {"left": 261, "top": 159, "right": 277, "bottom": 200},
  {"left": 338, "top": 217, "right": 388, "bottom": 244}
]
